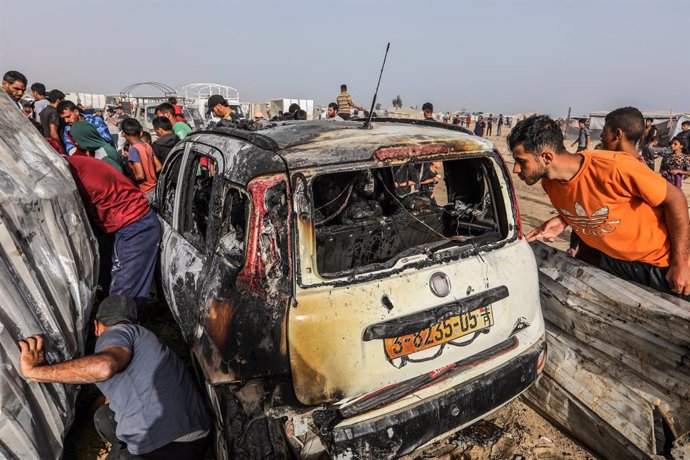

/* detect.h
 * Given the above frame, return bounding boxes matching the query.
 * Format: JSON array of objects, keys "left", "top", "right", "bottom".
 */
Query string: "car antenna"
[{"left": 362, "top": 42, "right": 390, "bottom": 130}]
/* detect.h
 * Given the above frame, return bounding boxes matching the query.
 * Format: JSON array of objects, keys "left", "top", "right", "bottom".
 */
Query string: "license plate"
[{"left": 384, "top": 306, "right": 494, "bottom": 360}]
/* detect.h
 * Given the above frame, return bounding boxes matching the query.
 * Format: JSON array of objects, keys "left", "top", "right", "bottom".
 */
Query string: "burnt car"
[{"left": 156, "top": 119, "right": 545, "bottom": 459}]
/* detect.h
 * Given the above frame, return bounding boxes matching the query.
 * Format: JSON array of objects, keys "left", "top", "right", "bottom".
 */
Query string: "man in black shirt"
[{"left": 40, "top": 89, "right": 65, "bottom": 150}]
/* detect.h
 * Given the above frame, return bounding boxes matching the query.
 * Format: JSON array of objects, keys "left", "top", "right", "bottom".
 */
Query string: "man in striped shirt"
[{"left": 337, "top": 84, "right": 365, "bottom": 120}]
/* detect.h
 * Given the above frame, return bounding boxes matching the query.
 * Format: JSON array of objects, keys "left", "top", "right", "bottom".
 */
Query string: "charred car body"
[{"left": 156, "top": 119, "right": 546, "bottom": 459}]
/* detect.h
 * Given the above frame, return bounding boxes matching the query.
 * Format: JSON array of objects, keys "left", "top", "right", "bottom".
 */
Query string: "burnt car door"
[
  {"left": 192, "top": 172, "right": 293, "bottom": 383},
  {"left": 158, "top": 142, "right": 224, "bottom": 341}
]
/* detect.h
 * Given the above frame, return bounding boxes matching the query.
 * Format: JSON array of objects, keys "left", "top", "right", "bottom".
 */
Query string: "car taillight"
[
  {"left": 494, "top": 149, "right": 523, "bottom": 239},
  {"left": 536, "top": 347, "right": 547, "bottom": 373}
]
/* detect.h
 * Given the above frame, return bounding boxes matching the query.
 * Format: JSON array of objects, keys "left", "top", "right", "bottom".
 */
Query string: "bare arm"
[
  {"left": 662, "top": 183, "right": 690, "bottom": 295},
  {"left": 348, "top": 96, "right": 365, "bottom": 111},
  {"left": 153, "top": 156, "right": 162, "bottom": 174},
  {"left": 18, "top": 335, "right": 132, "bottom": 384},
  {"left": 526, "top": 215, "right": 568, "bottom": 242},
  {"left": 130, "top": 162, "right": 145, "bottom": 181},
  {"left": 49, "top": 124, "right": 60, "bottom": 143}
]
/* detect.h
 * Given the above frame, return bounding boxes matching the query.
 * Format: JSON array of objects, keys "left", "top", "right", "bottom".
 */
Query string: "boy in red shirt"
[
  {"left": 509, "top": 115, "right": 690, "bottom": 300},
  {"left": 66, "top": 155, "right": 161, "bottom": 309},
  {"left": 121, "top": 118, "right": 162, "bottom": 202}
]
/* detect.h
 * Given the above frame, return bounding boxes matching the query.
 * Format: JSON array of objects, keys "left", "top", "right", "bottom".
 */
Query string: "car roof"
[{"left": 185, "top": 119, "right": 495, "bottom": 183}]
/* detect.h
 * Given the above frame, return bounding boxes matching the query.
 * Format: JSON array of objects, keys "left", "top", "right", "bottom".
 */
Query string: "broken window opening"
[
  {"left": 161, "top": 153, "right": 182, "bottom": 224},
  {"left": 311, "top": 157, "right": 508, "bottom": 277},
  {"left": 182, "top": 153, "right": 218, "bottom": 250},
  {"left": 217, "top": 186, "right": 249, "bottom": 267}
]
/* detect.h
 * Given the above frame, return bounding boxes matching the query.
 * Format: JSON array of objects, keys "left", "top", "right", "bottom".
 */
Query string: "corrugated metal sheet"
[{"left": 0, "top": 92, "right": 98, "bottom": 459}]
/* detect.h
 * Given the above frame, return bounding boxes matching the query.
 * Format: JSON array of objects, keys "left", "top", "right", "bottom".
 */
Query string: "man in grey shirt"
[
  {"left": 18, "top": 295, "right": 210, "bottom": 459},
  {"left": 570, "top": 118, "right": 590, "bottom": 151},
  {"left": 30, "top": 82, "right": 49, "bottom": 121}
]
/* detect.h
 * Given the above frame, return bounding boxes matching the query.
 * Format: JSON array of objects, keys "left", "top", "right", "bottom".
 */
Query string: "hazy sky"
[{"left": 1, "top": 0, "right": 688, "bottom": 116}]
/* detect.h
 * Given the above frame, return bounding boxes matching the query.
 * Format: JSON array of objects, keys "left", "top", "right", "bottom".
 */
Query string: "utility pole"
[{"left": 564, "top": 107, "right": 572, "bottom": 139}]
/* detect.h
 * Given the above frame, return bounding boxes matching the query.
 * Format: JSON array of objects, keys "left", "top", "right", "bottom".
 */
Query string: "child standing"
[
  {"left": 659, "top": 137, "right": 690, "bottom": 189},
  {"left": 121, "top": 118, "right": 162, "bottom": 202}
]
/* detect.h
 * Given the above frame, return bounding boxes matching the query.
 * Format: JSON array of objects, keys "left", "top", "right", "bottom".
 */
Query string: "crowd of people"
[
  {"left": 4, "top": 68, "right": 690, "bottom": 459},
  {"left": 4, "top": 69, "right": 211, "bottom": 459}
]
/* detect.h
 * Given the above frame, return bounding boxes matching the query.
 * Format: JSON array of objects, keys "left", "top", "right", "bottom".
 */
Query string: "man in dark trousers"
[
  {"left": 18, "top": 295, "right": 210, "bottom": 459},
  {"left": 66, "top": 155, "right": 161, "bottom": 309}
]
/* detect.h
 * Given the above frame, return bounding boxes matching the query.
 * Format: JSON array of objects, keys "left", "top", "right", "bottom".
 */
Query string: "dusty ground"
[{"left": 63, "top": 127, "right": 690, "bottom": 459}]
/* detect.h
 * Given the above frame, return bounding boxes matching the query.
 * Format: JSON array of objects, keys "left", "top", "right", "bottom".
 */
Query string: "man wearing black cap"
[
  {"left": 18, "top": 295, "right": 211, "bottom": 459},
  {"left": 205, "top": 94, "right": 235, "bottom": 128}
]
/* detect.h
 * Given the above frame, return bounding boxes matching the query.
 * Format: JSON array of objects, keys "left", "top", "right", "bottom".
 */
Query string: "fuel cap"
[{"left": 430, "top": 272, "right": 451, "bottom": 297}]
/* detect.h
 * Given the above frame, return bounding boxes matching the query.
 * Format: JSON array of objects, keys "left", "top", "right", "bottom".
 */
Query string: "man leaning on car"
[
  {"left": 510, "top": 114, "right": 690, "bottom": 301},
  {"left": 17, "top": 295, "right": 211, "bottom": 460}
]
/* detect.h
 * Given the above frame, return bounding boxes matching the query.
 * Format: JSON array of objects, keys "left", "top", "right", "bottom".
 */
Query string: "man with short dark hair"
[
  {"left": 336, "top": 84, "right": 364, "bottom": 121},
  {"left": 676, "top": 121, "right": 690, "bottom": 153},
  {"left": 422, "top": 102, "right": 434, "bottom": 120},
  {"left": 30, "top": 82, "right": 48, "bottom": 121},
  {"left": 40, "top": 89, "right": 65, "bottom": 151},
  {"left": 509, "top": 114, "right": 690, "bottom": 299},
  {"left": 17, "top": 294, "right": 210, "bottom": 460},
  {"left": 486, "top": 114, "right": 494, "bottom": 136},
  {"left": 156, "top": 102, "right": 191, "bottom": 139},
  {"left": 152, "top": 116, "right": 178, "bottom": 163},
  {"left": 643, "top": 117, "right": 658, "bottom": 147},
  {"left": 326, "top": 102, "right": 343, "bottom": 121},
  {"left": 121, "top": 118, "right": 161, "bottom": 201},
  {"left": 58, "top": 100, "right": 113, "bottom": 154},
  {"left": 599, "top": 107, "right": 646, "bottom": 164},
  {"left": 2, "top": 70, "right": 27, "bottom": 109},
  {"left": 205, "top": 94, "right": 235, "bottom": 128},
  {"left": 570, "top": 119, "right": 590, "bottom": 151},
  {"left": 474, "top": 115, "right": 486, "bottom": 137}
]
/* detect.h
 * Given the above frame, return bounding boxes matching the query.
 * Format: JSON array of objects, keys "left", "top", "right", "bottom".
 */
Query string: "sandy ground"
[{"left": 63, "top": 127, "right": 690, "bottom": 460}]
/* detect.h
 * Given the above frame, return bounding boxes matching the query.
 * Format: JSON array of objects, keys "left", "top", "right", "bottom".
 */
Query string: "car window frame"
[
  {"left": 176, "top": 142, "right": 224, "bottom": 253},
  {"left": 156, "top": 144, "right": 189, "bottom": 228}
]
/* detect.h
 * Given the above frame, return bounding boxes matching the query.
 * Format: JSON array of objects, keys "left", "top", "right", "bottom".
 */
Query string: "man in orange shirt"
[{"left": 509, "top": 115, "right": 690, "bottom": 300}]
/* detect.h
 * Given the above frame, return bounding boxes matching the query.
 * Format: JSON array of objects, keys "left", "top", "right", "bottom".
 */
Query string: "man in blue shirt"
[
  {"left": 18, "top": 295, "right": 210, "bottom": 459},
  {"left": 57, "top": 100, "right": 113, "bottom": 155},
  {"left": 474, "top": 115, "right": 486, "bottom": 137}
]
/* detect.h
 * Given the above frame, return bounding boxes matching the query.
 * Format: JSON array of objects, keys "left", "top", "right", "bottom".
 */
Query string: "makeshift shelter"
[
  {"left": 670, "top": 114, "right": 690, "bottom": 139},
  {"left": 589, "top": 111, "right": 681, "bottom": 146}
]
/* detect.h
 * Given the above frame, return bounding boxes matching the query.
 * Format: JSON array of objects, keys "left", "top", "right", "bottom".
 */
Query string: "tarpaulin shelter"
[{"left": 589, "top": 111, "right": 682, "bottom": 146}]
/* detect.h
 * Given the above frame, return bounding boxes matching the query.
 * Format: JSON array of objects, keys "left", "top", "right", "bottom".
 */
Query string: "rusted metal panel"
[
  {"left": 524, "top": 241, "right": 690, "bottom": 459},
  {"left": 0, "top": 93, "right": 99, "bottom": 459}
]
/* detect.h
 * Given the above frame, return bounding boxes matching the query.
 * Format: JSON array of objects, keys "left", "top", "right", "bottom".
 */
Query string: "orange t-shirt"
[
  {"left": 129, "top": 142, "right": 157, "bottom": 194},
  {"left": 542, "top": 150, "right": 670, "bottom": 267}
]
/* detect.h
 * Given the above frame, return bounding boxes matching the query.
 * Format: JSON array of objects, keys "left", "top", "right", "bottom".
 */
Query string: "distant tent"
[
  {"left": 589, "top": 111, "right": 682, "bottom": 146},
  {"left": 670, "top": 114, "right": 690, "bottom": 139}
]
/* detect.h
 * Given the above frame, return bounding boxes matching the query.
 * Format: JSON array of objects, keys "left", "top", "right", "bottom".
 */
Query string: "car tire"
[{"left": 195, "top": 372, "right": 292, "bottom": 460}]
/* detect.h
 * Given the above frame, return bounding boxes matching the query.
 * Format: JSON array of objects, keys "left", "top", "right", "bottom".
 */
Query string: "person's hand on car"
[
  {"left": 526, "top": 216, "right": 568, "bottom": 243},
  {"left": 18, "top": 335, "right": 46, "bottom": 379}
]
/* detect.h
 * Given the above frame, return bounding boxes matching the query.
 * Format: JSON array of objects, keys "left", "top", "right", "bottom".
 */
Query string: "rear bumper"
[{"left": 329, "top": 339, "right": 545, "bottom": 459}]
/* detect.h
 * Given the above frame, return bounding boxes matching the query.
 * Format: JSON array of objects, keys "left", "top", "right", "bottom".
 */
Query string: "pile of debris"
[{"left": 525, "top": 242, "right": 690, "bottom": 459}]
